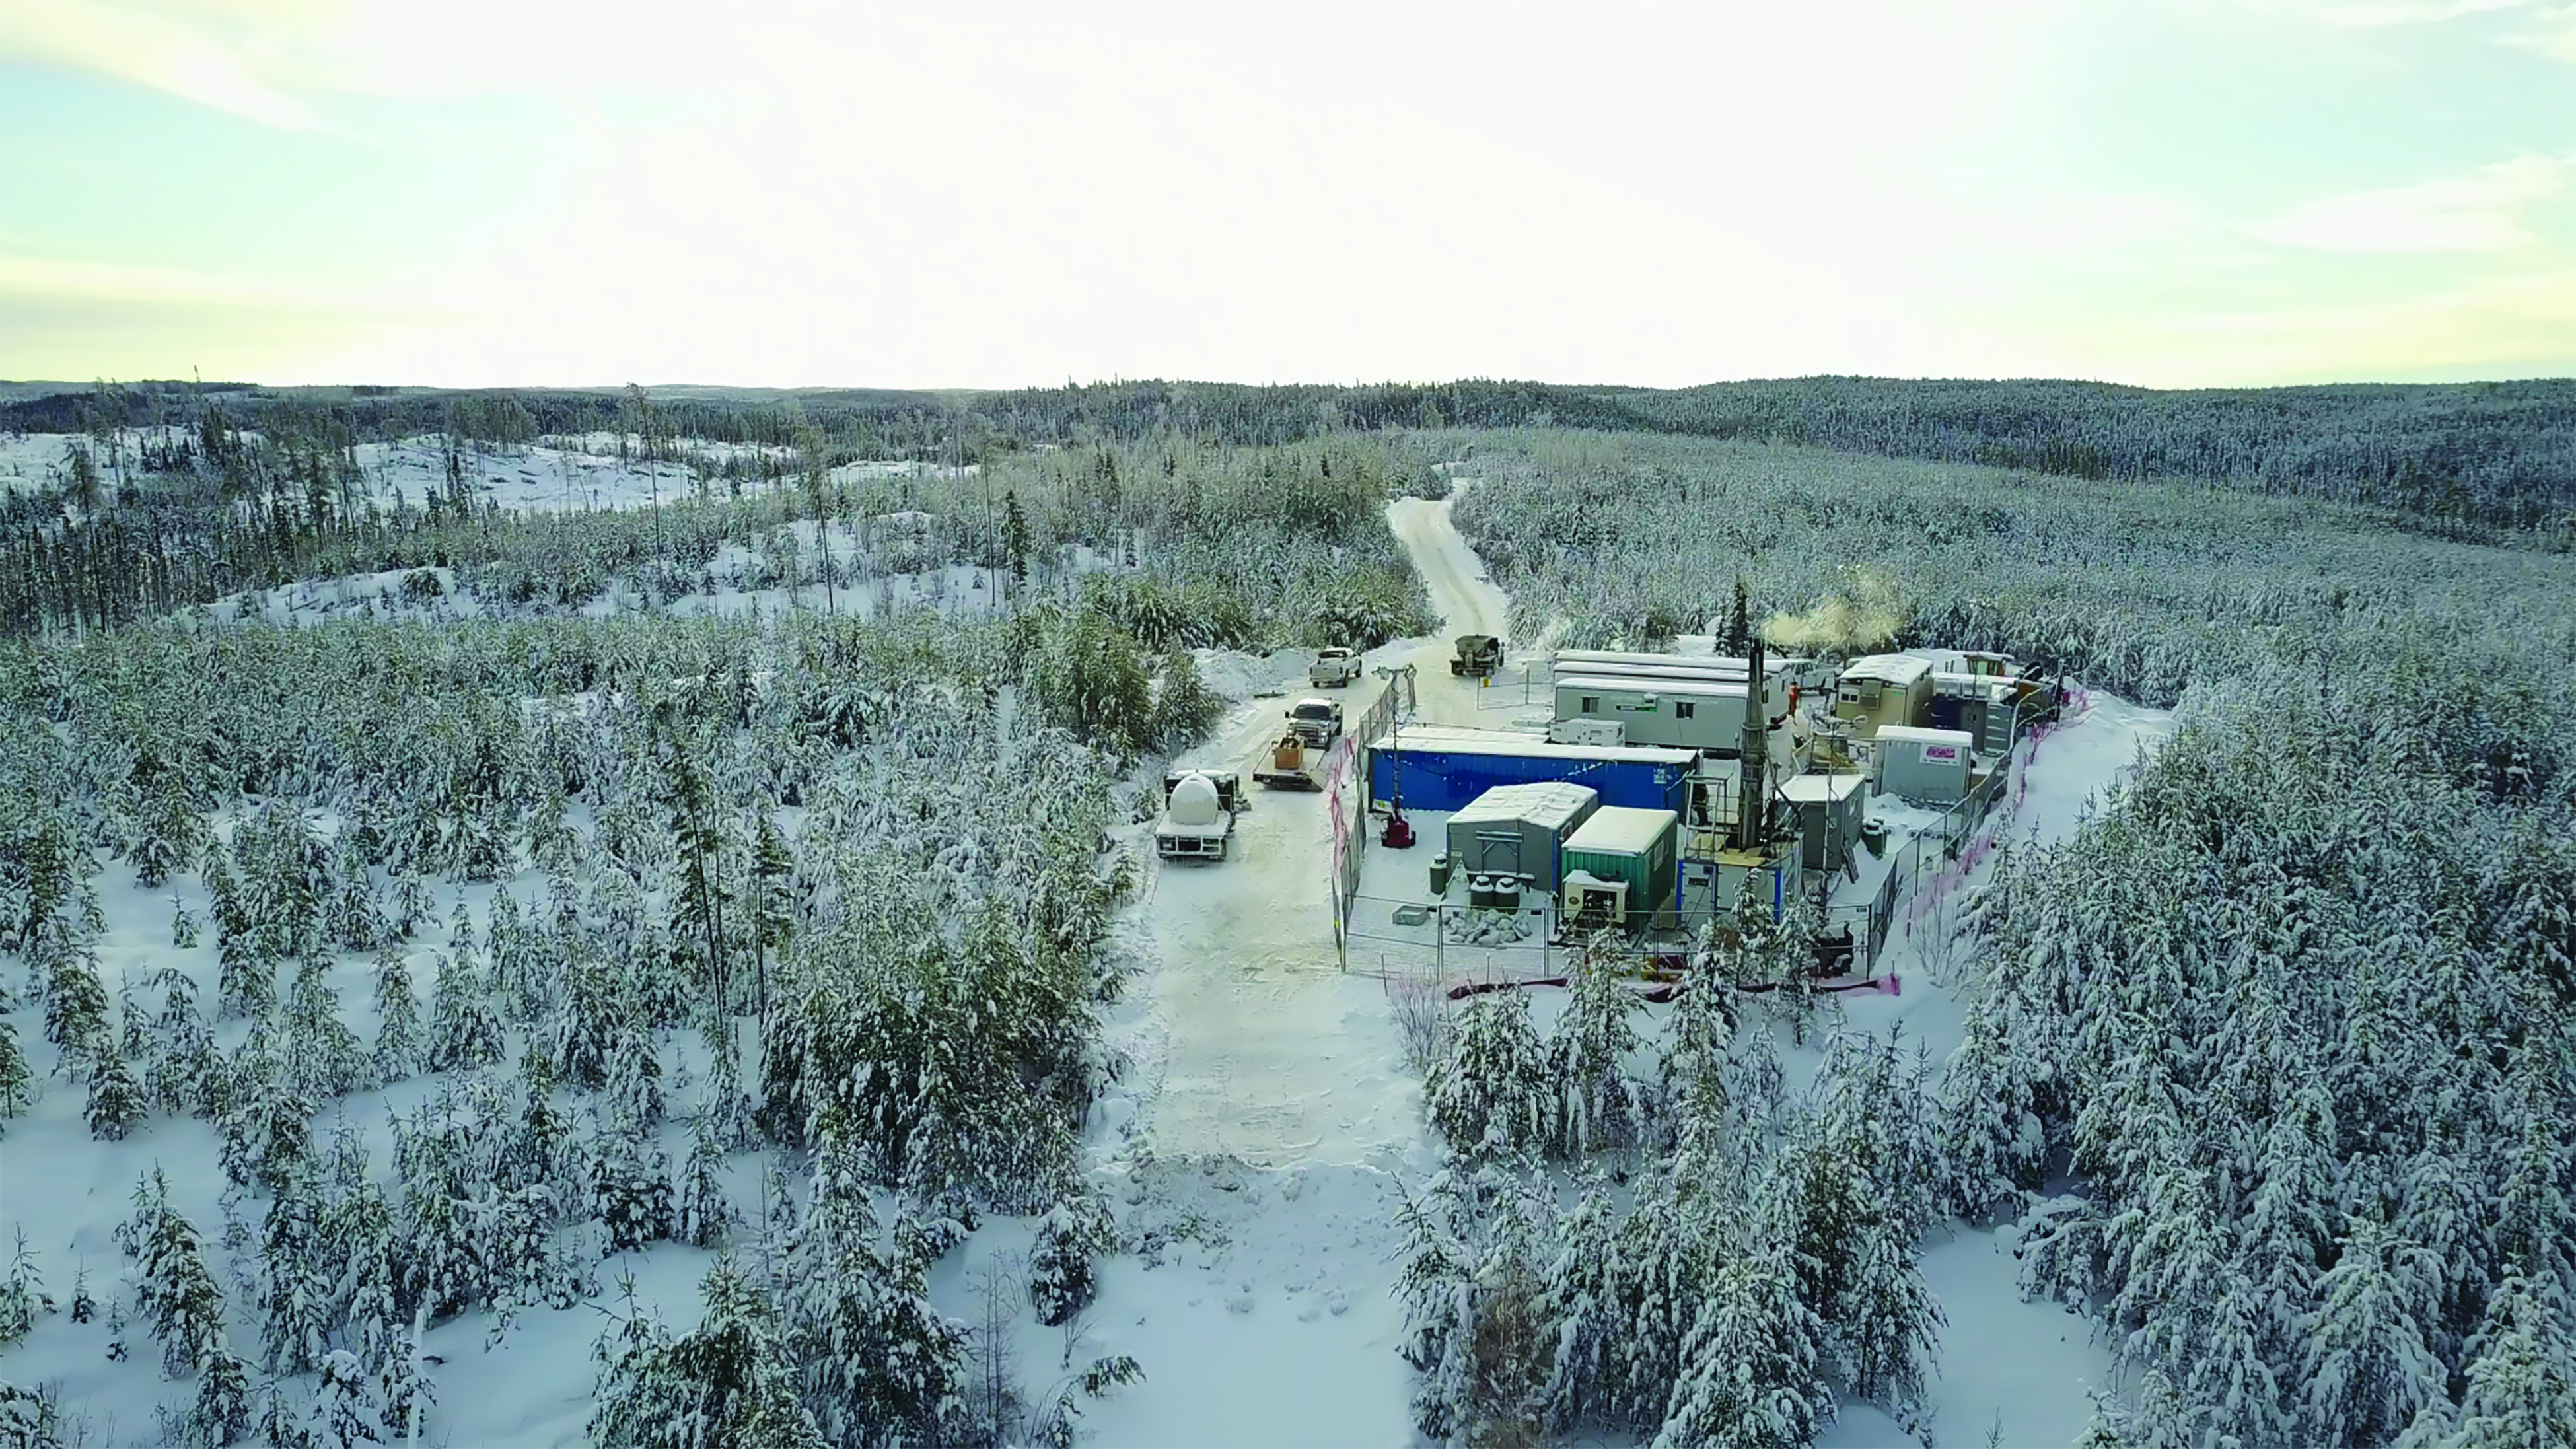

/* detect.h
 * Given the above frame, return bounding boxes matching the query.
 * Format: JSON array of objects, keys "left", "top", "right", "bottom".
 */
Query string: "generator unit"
[{"left": 1561, "top": 869, "right": 1629, "bottom": 931}]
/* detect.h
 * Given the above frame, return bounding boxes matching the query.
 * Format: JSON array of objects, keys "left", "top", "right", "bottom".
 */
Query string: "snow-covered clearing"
[
  {"left": 1096, "top": 484, "right": 2175, "bottom": 1448},
  {"left": 351, "top": 438, "right": 969, "bottom": 514}
]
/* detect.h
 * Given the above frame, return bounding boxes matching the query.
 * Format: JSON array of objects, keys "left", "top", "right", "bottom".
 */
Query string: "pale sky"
[{"left": 3, "top": 0, "right": 2573, "bottom": 389}]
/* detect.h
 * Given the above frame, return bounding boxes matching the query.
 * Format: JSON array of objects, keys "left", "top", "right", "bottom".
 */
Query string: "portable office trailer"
[
  {"left": 1779, "top": 771, "right": 1867, "bottom": 872},
  {"left": 1552, "top": 649, "right": 1819, "bottom": 687},
  {"left": 1874, "top": 725, "right": 1975, "bottom": 804},
  {"left": 1367, "top": 728, "right": 1695, "bottom": 816},
  {"left": 1548, "top": 653, "right": 1801, "bottom": 712},
  {"left": 1561, "top": 806, "right": 1682, "bottom": 929},
  {"left": 1444, "top": 782, "right": 1600, "bottom": 894},
  {"left": 1553, "top": 674, "right": 1753, "bottom": 752},
  {"left": 1834, "top": 654, "right": 1934, "bottom": 738}
]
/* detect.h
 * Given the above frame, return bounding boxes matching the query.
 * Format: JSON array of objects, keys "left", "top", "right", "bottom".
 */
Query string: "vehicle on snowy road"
[
  {"left": 1285, "top": 697, "right": 1343, "bottom": 748},
  {"left": 1155, "top": 769, "right": 1245, "bottom": 861}
]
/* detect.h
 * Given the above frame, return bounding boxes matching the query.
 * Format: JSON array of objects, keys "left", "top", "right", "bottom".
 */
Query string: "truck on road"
[
  {"left": 1451, "top": 634, "right": 1503, "bottom": 679},
  {"left": 1308, "top": 647, "right": 1361, "bottom": 688},
  {"left": 1254, "top": 732, "right": 1324, "bottom": 791},
  {"left": 1285, "top": 697, "right": 1344, "bottom": 749},
  {"left": 1155, "top": 769, "right": 1245, "bottom": 862}
]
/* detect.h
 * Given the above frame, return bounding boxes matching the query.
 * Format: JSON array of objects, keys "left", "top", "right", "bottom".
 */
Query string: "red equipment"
[{"left": 1382, "top": 808, "right": 1415, "bottom": 849}]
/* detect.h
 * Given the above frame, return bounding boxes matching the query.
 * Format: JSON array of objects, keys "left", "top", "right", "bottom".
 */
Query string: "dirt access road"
[{"left": 1128, "top": 489, "right": 1512, "bottom": 1167}]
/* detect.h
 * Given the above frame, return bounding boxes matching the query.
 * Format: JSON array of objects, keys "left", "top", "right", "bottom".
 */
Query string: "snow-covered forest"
[
  {"left": 1406, "top": 429, "right": 2576, "bottom": 1446},
  {"left": 1, "top": 386, "right": 2571, "bottom": 1449}
]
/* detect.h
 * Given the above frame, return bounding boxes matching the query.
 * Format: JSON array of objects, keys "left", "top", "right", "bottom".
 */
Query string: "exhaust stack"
[{"left": 1736, "top": 636, "right": 1768, "bottom": 851}]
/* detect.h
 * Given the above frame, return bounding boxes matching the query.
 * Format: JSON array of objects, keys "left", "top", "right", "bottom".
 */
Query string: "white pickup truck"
[
  {"left": 1308, "top": 647, "right": 1361, "bottom": 688},
  {"left": 1155, "top": 769, "right": 1245, "bottom": 862}
]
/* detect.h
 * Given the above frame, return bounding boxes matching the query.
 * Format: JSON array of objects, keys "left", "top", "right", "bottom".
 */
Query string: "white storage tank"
[{"left": 1874, "top": 725, "right": 1975, "bottom": 804}]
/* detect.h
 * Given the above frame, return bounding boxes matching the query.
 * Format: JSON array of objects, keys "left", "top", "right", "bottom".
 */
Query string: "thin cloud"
[
  {"left": 2251, "top": 156, "right": 2572, "bottom": 252},
  {"left": 2246, "top": 0, "right": 2536, "bottom": 24},
  {"left": 0, "top": 1, "right": 326, "bottom": 129}
]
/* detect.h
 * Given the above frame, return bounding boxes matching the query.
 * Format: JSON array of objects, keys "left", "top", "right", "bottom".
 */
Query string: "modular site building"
[
  {"left": 1551, "top": 649, "right": 1826, "bottom": 689},
  {"left": 1834, "top": 654, "right": 1935, "bottom": 738},
  {"left": 1875, "top": 724, "right": 1976, "bottom": 804},
  {"left": 1443, "top": 782, "right": 1600, "bottom": 894},
  {"left": 1561, "top": 806, "right": 1682, "bottom": 931},
  {"left": 1548, "top": 654, "right": 1799, "bottom": 714},
  {"left": 1779, "top": 770, "right": 1868, "bottom": 873},
  {"left": 1552, "top": 673, "right": 1759, "bottom": 752},
  {"left": 1367, "top": 726, "right": 1695, "bottom": 816}
]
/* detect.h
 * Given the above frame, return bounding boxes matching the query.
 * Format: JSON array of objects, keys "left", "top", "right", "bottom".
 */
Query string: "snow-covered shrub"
[{"left": 1028, "top": 1191, "right": 1116, "bottom": 1328}]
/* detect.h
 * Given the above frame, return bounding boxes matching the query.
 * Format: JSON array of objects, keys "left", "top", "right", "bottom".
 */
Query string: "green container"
[
  {"left": 1429, "top": 854, "right": 1451, "bottom": 895},
  {"left": 1561, "top": 807, "right": 1681, "bottom": 925}
]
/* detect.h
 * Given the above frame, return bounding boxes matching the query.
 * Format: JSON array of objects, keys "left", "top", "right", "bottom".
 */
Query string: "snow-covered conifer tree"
[
  {"left": 2438, "top": 1269, "right": 2576, "bottom": 1449},
  {"left": 1834, "top": 1212, "right": 1944, "bottom": 1416},
  {"left": 215, "top": 919, "right": 276, "bottom": 1023},
  {"left": 423, "top": 951, "right": 504, "bottom": 1073},
  {"left": 373, "top": 1306, "right": 435, "bottom": 1447},
  {"left": 1651, "top": 1246, "right": 1831, "bottom": 1449},
  {"left": 148, "top": 968, "right": 219, "bottom": 1117},
  {"left": 1426, "top": 990, "right": 1552, "bottom": 1159},
  {"left": 1553, "top": 936, "right": 1643, "bottom": 1159},
  {"left": 0, "top": 1019, "right": 29, "bottom": 1131},
  {"left": 85, "top": 1030, "right": 147, "bottom": 1139},
  {"left": 371, "top": 949, "right": 421, "bottom": 1084},
  {"left": 590, "top": 1259, "right": 824, "bottom": 1449},
  {"left": 604, "top": 1025, "right": 664, "bottom": 1132},
  {"left": 1028, "top": 1189, "right": 1114, "bottom": 1328},
  {"left": 260, "top": 1165, "right": 332, "bottom": 1375},
  {"left": 675, "top": 1115, "right": 733, "bottom": 1250},
  {"left": 285, "top": 954, "right": 371, "bottom": 1101},
  {"left": 1394, "top": 1174, "right": 1478, "bottom": 1443},
  {"left": 389, "top": 875, "right": 428, "bottom": 943},
  {"left": 774, "top": 1143, "right": 964, "bottom": 1444},
  {"left": 188, "top": 1343, "right": 256, "bottom": 1447},
  {"left": 2301, "top": 1216, "right": 2447, "bottom": 1446},
  {"left": 304, "top": 1349, "right": 385, "bottom": 1449},
  {"left": 40, "top": 937, "right": 109, "bottom": 1067},
  {"left": 122, "top": 1170, "right": 227, "bottom": 1378}
]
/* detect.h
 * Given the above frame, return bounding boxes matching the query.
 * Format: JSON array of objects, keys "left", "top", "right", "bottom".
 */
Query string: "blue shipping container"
[{"left": 1369, "top": 743, "right": 1692, "bottom": 817}]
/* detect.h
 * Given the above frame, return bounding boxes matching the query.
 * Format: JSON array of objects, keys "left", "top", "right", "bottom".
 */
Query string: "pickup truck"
[
  {"left": 1308, "top": 647, "right": 1361, "bottom": 688},
  {"left": 1284, "top": 698, "right": 1343, "bottom": 748}
]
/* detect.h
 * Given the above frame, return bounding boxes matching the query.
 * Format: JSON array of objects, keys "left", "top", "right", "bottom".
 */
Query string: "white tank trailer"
[{"left": 1155, "top": 769, "right": 1244, "bottom": 861}]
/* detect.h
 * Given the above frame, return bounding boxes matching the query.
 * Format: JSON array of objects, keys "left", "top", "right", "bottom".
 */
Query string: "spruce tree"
[
  {"left": 260, "top": 1166, "right": 332, "bottom": 1375},
  {"left": 85, "top": 1034, "right": 147, "bottom": 1140},
  {"left": 148, "top": 968, "right": 218, "bottom": 1118},
  {"left": 0, "top": 1018, "right": 32, "bottom": 1133},
  {"left": 188, "top": 1345, "right": 257, "bottom": 1448},
  {"left": 122, "top": 1171, "right": 227, "bottom": 1379},
  {"left": 371, "top": 948, "right": 421, "bottom": 1084},
  {"left": 304, "top": 1349, "right": 386, "bottom": 1449},
  {"left": 675, "top": 1115, "right": 733, "bottom": 1250},
  {"left": 425, "top": 952, "right": 504, "bottom": 1073}
]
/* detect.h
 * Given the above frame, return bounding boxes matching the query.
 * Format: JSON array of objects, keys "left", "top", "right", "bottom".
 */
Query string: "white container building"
[{"left": 1874, "top": 724, "right": 1976, "bottom": 804}]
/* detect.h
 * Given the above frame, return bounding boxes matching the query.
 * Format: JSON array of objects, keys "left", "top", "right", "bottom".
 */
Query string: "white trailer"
[{"left": 1873, "top": 725, "right": 1975, "bottom": 804}]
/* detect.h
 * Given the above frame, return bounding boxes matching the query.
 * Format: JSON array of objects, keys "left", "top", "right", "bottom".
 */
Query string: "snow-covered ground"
[
  {"left": 353, "top": 438, "right": 970, "bottom": 514},
  {"left": 1, "top": 474, "right": 2176, "bottom": 1448},
  {"left": 1088, "top": 487, "right": 2176, "bottom": 1448}
]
